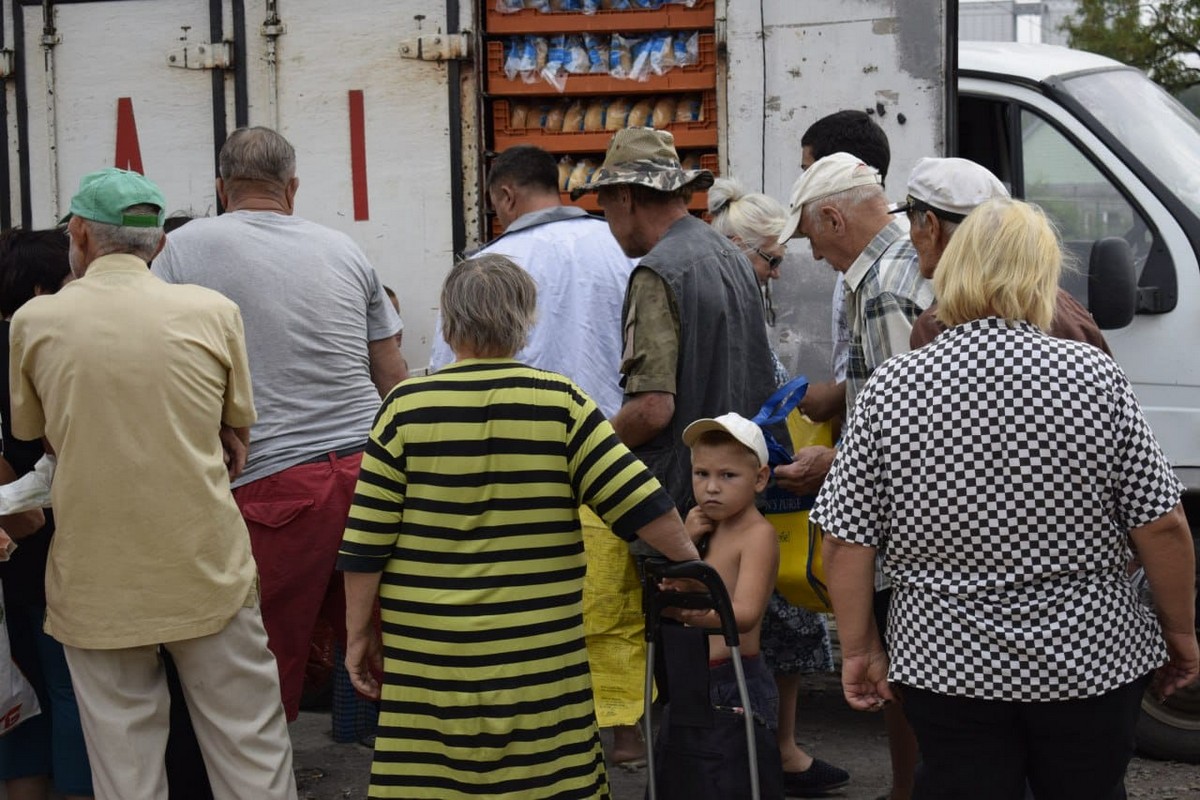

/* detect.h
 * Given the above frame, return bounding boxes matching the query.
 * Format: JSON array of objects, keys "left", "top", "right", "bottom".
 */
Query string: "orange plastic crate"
[
  {"left": 492, "top": 90, "right": 717, "bottom": 152},
  {"left": 486, "top": 33, "right": 716, "bottom": 95},
  {"left": 485, "top": 0, "right": 715, "bottom": 34}
]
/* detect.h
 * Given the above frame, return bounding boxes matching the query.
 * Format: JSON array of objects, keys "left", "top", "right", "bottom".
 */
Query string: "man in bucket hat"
[
  {"left": 10, "top": 167, "right": 297, "bottom": 799},
  {"left": 575, "top": 128, "right": 777, "bottom": 540}
]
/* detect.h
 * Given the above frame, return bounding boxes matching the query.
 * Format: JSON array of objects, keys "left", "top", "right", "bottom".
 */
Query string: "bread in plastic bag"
[
  {"left": 652, "top": 96, "right": 678, "bottom": 128},
  {"left": 649, "top": 33, "right": 676, "bottom": 76},
  {"left": 584, "top": 98, "right": 609, "bottom": 131},
  {"left": 558, "top": 156, "right": 575, "bottom": 191},
  {"left": 675, "top": 93, "right": 702, "bottom": 122},
  {"left": 584, "top": 33, "right": 609, "bottom": 74},
  {"left": 627, "top": 97, "right": 654, "bottom": 127},
  {"left": 509, "top": 102, "right": 530, "bottom": 128},
  {"left": 675, "top": 30, "right": 700, "bottom": 68},
  {"left": 567, "top": 158, "right": 598, "bottom": 192},
  {"left": 605, "top": 96, "right": 632, "bottom": 130},
  {"left": 562, "top": 99, "right": 586, "bottom": 131}
]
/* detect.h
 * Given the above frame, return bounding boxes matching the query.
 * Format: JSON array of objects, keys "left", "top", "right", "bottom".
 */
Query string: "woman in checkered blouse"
[{"left": 812, "top": 198, "right": 1198, "bottom": 799}]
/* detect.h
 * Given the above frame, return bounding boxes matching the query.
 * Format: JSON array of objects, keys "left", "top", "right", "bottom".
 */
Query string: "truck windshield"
[{"left": 1060, "top": 68, "right": 1200, "bottom": 218}]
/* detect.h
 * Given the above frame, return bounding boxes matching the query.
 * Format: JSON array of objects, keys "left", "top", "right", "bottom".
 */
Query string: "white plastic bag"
[{"left": 0, "top": 591, "right": 41, "bottom": 735}]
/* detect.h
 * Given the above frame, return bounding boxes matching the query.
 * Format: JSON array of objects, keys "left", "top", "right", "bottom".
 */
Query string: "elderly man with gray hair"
[
  {"left": 10, "top": 167, "right": 296, "bottom": 799},
  {"left": 777, "top": 152, "right": 933, "bottom": 800},
  {"left": 153, "top": 127, "right": 407, "bottom": 724}
]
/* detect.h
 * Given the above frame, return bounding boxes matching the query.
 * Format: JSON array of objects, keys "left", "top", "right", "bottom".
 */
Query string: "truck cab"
[{"left": 957, "top": 40, "right": 1200, "bottom": 763}]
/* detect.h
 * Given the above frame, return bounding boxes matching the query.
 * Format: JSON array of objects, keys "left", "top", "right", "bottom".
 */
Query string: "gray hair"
[
  {"left": 440, "top": 253, "right": 537, "bottom": 358},
  {"left": 218, "top": 127, "right": 296, "bottom": 185},
  {"left": 911, "top": 208, "right": 959, "bottom": 240},
  {"left": 708, "top": 178, "right": 789, "bottom": 248},
  {"left": 82, "top": 204, "right": 163, "bottom": 262},
  {"left": 801, "top": 183, "right": 886, "bottom": 235}
]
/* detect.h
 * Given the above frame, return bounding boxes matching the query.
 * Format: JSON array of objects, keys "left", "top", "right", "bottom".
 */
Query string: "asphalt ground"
[{"left": 287, "top": 670, "right": 1200, "bottom": 800}]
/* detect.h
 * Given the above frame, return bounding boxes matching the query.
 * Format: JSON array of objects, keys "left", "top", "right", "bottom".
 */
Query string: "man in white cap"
[
  {"left": 774, "top": 152, "right": 933, "bottom": 496},
  {"left": 776, "top": 152, "right": 932, "bottom": 800},
  {"left": 903, "top": 157, "right": 1111, "bottom": 353}
]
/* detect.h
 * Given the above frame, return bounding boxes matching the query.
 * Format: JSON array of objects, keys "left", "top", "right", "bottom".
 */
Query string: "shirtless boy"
[{"left": 678, "top": 412, "right": 781, "bottom": 721}]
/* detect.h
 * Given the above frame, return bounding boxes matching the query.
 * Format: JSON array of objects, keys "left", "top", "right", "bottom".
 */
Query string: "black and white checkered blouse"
[{"left": 812, "top": 317, "right": 1181, "bottom": 701}]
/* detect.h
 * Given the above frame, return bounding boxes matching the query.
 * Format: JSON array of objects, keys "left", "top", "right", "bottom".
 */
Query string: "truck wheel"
[
  {"left": 1137, "top": 680, "right": 1200, "bottom": 763},
  {"left": 1134, "top": 505, "right": 1200, "bottom": 763}
]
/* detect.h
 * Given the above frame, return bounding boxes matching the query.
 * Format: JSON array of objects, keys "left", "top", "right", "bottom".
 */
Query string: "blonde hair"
[
  {"left": 440, "top": 253, "right": 537, "bottom": 357},
  {"left": 708, "top": 178, "right": 789, "bottom": 248},
  {"left": 934, "top": 197, "right": 1060, "bottom": 330}
]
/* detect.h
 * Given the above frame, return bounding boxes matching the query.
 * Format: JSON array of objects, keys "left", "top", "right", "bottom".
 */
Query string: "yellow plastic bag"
[
  {"left": 763, "top": 411, "right": 835, "bottom": 612},
  {"left": 580, "top": 506, "right": 649, "bottom": 727}
]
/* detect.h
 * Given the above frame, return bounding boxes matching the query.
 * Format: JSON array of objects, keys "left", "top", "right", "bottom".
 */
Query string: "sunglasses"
[
  {"left": 892, "top": 195, "right": 966, "bottom": 224},
  {"left": 754, "top": 248, "right": 784, "bottom": 271}
]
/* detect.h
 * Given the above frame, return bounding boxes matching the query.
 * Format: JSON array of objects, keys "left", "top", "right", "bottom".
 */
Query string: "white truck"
[{"left": 0, "top": 0, "right": 1194, "bottom": 763}]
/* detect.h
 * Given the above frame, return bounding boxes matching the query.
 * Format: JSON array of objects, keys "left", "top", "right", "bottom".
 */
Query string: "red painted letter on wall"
[
  {"left": 349, "top": 90, "right": 369, "bottom": 221},
  {"left": 114, "top": 97, "right": 144, "bottom": 174}
]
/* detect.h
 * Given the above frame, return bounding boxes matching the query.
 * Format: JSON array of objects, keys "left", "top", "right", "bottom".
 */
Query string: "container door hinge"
[
  {"left": 399, "top": 33, "right": 472, "bottom": 62},
  {"left": 0, "top": 50, "right": 14, "bottom": 78},
  {"left": 167, "top": 41, "right": 233, "bottom": 70}
]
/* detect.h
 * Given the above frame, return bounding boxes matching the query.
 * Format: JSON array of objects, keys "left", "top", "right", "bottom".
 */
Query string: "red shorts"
[{"left": 233, "top": 449, "right": 363, "bottom": 721}]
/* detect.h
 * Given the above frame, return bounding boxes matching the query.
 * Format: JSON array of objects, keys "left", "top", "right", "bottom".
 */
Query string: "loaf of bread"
[
  {"left": 544, "top": 102, "right": 565, "bottom": 132},
  {"left": 652, "top": 96, "right": 678, "bottom": 129},
  {"left": 680, "top": 153, "right": 701, "bottom": 171},
  {"left": 627, "top": 97, "right": 654, "bottom": 128},
  {"left": 562, "top": 99, "right": 585, "bottom": 132},
  {"left": 533, "top": 36, "right": 548, "bottom": 71},
  {"left": 509, "top": 102, "right": 530, "bottom": 129},
  {"left": 557, "top": 157, "right": 574, "bottom": 191},
  {"left": 605, "top": 96, "right": 632, "bottom": 131},
  {"left": 584, "top": 99, "right": 608, "bottom": 132},
  {"left": 567, "top": 158, "right": 597, "bottom": 192},
  {"left": 610, "top": 34, "right": 633, "bottom": 77},
  {"left": 675, "top": 94, "right": 702, "bottom": 122}
]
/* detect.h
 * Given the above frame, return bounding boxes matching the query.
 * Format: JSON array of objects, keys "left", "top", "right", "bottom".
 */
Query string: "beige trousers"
[{"left": 63, "top": 604, "right": 298, "bottom": 800}]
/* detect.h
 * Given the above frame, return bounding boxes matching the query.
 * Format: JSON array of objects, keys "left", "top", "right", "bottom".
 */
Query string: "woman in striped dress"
[{"left": 338, "top": 254, "right": 699, "bottom": 800}]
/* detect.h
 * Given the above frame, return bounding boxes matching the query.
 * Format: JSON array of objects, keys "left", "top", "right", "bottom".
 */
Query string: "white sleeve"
[{"left": 0, "top": 454, "right": 56, "bottom": 513}]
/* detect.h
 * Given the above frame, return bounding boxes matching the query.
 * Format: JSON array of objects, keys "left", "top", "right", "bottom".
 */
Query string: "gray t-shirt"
[{"left": 153, "top": 211, "right": 401, "bottom": 487}]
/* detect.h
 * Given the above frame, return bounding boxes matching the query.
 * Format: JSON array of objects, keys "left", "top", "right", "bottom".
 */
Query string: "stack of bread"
[{"left": 507, "top": 92, "right": 702, "bottom": 132}]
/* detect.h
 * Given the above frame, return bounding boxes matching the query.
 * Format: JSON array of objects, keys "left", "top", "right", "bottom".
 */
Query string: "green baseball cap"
[{"left": 62, "top": 167, "right": 166, "bottom": 228}]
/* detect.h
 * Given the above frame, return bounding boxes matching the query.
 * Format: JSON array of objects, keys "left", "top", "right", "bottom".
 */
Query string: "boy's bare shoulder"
[{"left": 713, "top": 508, "right": 777, "bottom": 547}]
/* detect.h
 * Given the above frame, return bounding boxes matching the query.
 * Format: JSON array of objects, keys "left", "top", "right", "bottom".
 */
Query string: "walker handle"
[{"left": 643, "top": 557, "right": 740, "bottom": 647}]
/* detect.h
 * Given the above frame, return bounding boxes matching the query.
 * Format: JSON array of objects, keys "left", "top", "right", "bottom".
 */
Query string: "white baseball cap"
[
  {"left": 779, "top": 152, "right": 883, "bottom": 243},
  {"left": 682, "top": 412, "right": 768, "bottom": 468},
  {"left": 892, "top": 157, "right": 1010, "bottom": 220}
]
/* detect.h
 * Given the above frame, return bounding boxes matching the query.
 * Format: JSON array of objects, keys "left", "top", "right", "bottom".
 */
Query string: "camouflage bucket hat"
[{"left": 570, "top": 128, "right": 714, "bottom": 200}]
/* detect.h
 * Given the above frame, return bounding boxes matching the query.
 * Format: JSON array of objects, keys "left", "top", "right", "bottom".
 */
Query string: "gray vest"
[{"left": 626, "top": 215, "right": 777, "bottom": 548}]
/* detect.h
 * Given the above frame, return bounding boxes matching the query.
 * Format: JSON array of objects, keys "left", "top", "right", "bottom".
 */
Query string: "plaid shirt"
[{"left": 843, "top": 219, "right": 934, "bottom": 413}]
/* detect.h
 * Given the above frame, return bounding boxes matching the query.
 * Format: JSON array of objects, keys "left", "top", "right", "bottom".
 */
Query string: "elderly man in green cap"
[
  {"left": 575, "top": 129, "right": 777, "bottom": 533},
  {"left": 9, "top": 167, "right": 297, "bottom": 799}
]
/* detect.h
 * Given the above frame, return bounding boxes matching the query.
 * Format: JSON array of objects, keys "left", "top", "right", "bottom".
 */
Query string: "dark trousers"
[{"left": 900, "top": 674, "right": 1151, "bottom": 800}]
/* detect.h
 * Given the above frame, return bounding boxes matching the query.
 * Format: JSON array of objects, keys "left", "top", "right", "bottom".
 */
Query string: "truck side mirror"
[{"left": 1086, "top": 236, "right": 1137, "bottom": 329}]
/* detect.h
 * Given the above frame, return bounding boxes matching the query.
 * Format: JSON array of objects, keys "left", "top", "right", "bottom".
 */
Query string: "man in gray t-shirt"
[{"left": 153, "top": 127, "right": 406, "bottom": 721}]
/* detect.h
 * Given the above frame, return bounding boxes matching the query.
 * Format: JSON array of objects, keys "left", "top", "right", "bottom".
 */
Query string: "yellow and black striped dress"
[{"left": 338, "top": 359, "right": 674, "bottom": 799}]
